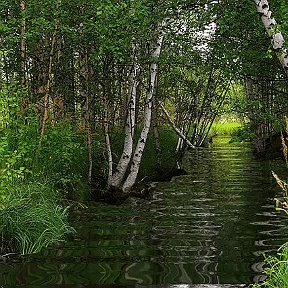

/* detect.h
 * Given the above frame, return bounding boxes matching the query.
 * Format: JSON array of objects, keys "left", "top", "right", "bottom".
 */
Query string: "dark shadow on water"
[{"left": 1, "top": 137, "right": 288, "bottom": 286}]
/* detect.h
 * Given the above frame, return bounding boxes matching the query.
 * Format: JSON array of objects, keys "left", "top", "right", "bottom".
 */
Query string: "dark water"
[{"left": 1, "top": 137, "right": 288, "bottom": 286}]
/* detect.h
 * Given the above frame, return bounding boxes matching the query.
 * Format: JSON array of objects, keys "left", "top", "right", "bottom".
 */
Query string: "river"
[{"left": 1, "top": 137, "right": 288, "bottom": 286}]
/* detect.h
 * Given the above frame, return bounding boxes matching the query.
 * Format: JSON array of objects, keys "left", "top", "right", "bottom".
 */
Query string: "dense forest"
[{"left": 1, "top": 0, "right": 288, "bottom": 286}]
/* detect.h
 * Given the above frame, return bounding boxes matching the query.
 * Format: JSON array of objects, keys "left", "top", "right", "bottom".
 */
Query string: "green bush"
[
  {"left": 36, "top": 121, "right": 87, "bottom": 190},
  {"left": 0, "top": 85, "right": 38, "bottom": 184},
  {"left": 0, "top": 181, "right": 74, "bottom": 255},
  {"left": 230, "top": 123, "right": 253, "bottom": 143}
]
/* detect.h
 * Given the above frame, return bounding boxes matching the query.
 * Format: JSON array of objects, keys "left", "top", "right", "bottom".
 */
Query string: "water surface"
[{"left": 1, "top": 137, "right": 288, "bottom": 286}]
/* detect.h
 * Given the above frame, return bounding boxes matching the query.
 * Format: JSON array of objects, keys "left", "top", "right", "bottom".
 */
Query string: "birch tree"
[
  {"left": 254, "top": 0, "right": 288, "bottom": 75},
  {"left": 121, "top": 19, "right": 168, "bottom": 193},
  {"left": 108, "top": 63, "right": 139, "bottom": 188}
]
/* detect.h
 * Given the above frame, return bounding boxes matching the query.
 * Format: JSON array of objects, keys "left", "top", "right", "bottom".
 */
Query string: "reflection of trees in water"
[
  {"left": 6, "top": 139, "right": 288, "bottom": 285},
  {"left": 194, "top": 239, "right": 220, "bottom": 284}
]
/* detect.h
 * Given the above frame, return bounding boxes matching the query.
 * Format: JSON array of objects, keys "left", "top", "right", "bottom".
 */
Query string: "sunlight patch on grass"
[{"left": 211, "top": 122, "right": 242, "bottom": 136}]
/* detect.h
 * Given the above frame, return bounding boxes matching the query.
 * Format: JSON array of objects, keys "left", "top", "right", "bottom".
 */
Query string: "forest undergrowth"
[{"left": 0, "top": 84, "right": 182, "bottom": 257}]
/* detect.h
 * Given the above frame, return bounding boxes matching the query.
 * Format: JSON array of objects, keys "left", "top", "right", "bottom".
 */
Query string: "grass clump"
[
  {"left": 0, "top": 181, "right": 74, "bottom": 256},
  {"left": 253, "top": 244, "right": 288, "bottom": 288}
]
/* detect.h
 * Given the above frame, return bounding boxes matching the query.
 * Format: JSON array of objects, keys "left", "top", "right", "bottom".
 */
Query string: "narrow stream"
[{"left": 1, "top": 137, "right": 288, "bottom": 286}]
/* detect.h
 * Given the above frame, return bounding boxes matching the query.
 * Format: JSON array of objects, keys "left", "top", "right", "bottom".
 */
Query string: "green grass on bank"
[
  {"left": 253, "top": 244, "right": 288, "bottom": 288},
  {"left": 0, "top": 122, "right": 181, "bottom": 256},
  {"left": 0, "top": 181, "right": 74, "bottom": 256},
  {"left": 210, "top": 122, "right": 242, "bottom": 136},
  {"left": 0, "top": 118, "right": 86, "bottom": 256}
]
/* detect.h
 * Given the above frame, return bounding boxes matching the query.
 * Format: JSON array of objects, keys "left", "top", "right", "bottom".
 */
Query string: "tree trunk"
[
  {"left": 80, "top": 50, "right": 93, "bottom": 184},
  {"left": 254, "top": 0, "right": 288, "bottom": 75},
  {"left": 20, "top": 0, "right": 26, "bottom": 86},
  {"left": 108, "top": 64, "right": 139, "bottom": 188},
  {"left": 122, "top": 19, "right": 168, "bottom": 193},
  {"left": 152, "top": 95, "right": 161, "bottom": 156},
  {"left": 38, "top": 26, "right": 58, "bottom": 146},
  {"left": 79, "top": 10, "right": 93, "bottom": 184},
  {"left": 103, "top": 94, "right": 113, "bottom": 185}
]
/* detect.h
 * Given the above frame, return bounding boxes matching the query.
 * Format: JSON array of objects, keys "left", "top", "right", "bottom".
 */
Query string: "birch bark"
[
  {"left": 108, "top": 64, "right": 139, "bottom": 187},
  {"left": 254, "top": 0, "right": 288, "bottom": 74},
  {"left": 122, "top": 19, "right": 168, "bottom": 192},
  {"left": 104, "top": 94, "right": 113, "bottom": 184}
]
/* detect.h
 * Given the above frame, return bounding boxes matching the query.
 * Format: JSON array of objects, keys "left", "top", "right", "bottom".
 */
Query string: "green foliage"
[
  {"left": 0, "top": 84, "right": 37, "bottom": 185},
  {"left": 211, "top": 0, "right": 275, "bottom": 78},
  {"left": 36, "top": 121, "right": 86, "bottom": 190},
  {"left": 0, "top": 181, "right": 74, "bottom": 255},
  {"left": 0, "top": 83, "right": 90, "bottom": 195},
  {"left": 230, "top": 124, "right": 253, "bottom": 143}
]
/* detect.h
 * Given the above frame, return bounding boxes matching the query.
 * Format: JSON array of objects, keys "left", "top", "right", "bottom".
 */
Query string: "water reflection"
[{"left": 1, "top": 137, "right": 288, "bottom": 286}]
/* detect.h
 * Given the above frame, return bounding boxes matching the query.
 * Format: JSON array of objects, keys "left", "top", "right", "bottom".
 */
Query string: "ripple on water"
[{"left": 1, "top": 137, "right": 288, "bottom": 286}]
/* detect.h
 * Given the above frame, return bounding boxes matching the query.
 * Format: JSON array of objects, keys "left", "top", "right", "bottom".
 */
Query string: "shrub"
[
  {"left": 36, "top": 121, "right": 87, "bottom": 190},
  {"left": 230, "top": 123, "right": 253, "bottom": 143}
]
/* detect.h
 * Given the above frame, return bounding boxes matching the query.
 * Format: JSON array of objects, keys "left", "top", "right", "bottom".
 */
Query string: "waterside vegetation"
[{"left": 0, "top": 1, "right": 288, "bottom": 286}]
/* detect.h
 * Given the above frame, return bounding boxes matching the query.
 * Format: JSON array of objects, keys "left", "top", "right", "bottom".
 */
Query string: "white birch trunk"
[
  {"left": 254, "top": 0, "right": 288, "bottom": 74},
  {"left": 122, "top": 19, "right": 168, "bottom": 192},
  {"left": 104, "top": 98, "right": 113, "bottom": 184},
  {"left": 108, "top": 64, "right": 139, "bottom": 188},
  {"left": 159, "top": 103, "right": 196, "bottom": 149},
  {"left": 176, "top": 136, "right": 184, "bottom": 153}
]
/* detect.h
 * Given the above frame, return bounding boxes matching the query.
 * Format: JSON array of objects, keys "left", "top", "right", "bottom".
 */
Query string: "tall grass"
[
  {"left": 0, "top": 181, "right": 74, "bottom": 255},
  {"left": 253, "top": 244, "right": 288, "bottom": 288}
]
